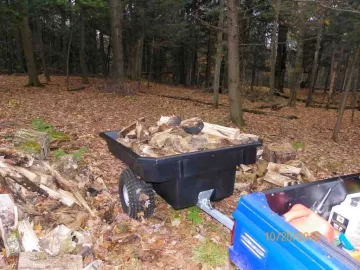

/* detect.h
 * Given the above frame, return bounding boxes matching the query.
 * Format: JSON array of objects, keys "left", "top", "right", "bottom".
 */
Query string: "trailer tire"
[{"left": 119, "top": 168, "right": 155, "bottom": 219}]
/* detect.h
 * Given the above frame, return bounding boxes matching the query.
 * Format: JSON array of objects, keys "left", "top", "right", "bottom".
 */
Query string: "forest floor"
[{"left": 1, "top": 75, "right": 360, "bottom": 269}]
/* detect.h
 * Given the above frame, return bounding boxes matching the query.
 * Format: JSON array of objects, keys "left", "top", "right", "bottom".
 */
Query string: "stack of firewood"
[
  {"left": 117, "top": 116, "right": 260, "bottom": 157},
  {"left": 0, "top": 146, "right": 106, "bottom": 269},
  {"left": 235, "top": 143, "right": 316, "bottom": 193}
]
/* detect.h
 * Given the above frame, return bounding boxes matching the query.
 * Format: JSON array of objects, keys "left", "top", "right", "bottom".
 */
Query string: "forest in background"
[{"left": 0, "top": 0, "right": 360, "bottom": 139}]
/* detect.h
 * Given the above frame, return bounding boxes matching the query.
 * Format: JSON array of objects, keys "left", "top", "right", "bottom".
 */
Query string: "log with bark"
[
  {"left": 13, "top": 129, "right": 50, "bottom": 160},
  {"left": 263, "top": 143, "right": 297, "bottom": 164},
  {"left": 0, "top": 194, "right": 21, "bottom": 256}
]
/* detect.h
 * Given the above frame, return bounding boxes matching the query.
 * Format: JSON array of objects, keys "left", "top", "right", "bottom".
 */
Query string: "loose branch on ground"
[{"left": 140, "top": 91, "right": 298, "bottom": 120}]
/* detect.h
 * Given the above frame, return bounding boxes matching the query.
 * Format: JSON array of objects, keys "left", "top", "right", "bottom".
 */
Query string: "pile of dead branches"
[
  {"left": 0, "top": 148, "right": 107, "bottom": 269},
  {"left": 118, "top": 116, "right": 260, "bottom": 157}
]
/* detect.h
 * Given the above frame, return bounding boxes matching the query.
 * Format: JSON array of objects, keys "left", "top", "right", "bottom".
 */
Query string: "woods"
[{"left": 0, "top": 0, "right": 359, "bottom": 137}]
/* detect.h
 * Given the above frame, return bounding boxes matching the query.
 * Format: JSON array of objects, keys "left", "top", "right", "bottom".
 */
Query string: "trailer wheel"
[{"left": 119, "top": 168, "right": 155, "bottom": 219}]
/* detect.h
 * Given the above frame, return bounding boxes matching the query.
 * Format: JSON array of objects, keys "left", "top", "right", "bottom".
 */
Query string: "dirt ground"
[{"left": 1, "top": 75, "right": 360, "bottom": 269}]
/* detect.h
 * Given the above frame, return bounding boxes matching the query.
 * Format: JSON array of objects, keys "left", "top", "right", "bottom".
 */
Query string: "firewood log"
[
  {"left": 201, "top": 122, "right": 241, "bottom": 140},
  {"left": 119, "top": 117, "right": 145, "bottom": 138},
  {"left": 13, "top": 129, "right": 50, "bottom": 160},
  {"left": 263, "top": 143, "right": 297, "bottom": 163},
  {"left": 0, "top": 194, "right": 21, "bottom": 256}
]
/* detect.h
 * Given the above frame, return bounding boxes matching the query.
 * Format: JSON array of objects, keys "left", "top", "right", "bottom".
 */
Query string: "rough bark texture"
[
  {"left": 326, "top": 47, "right": 337, "bottom": 109},
  {"left": 205, "top": 34, "right": 212, "bottom": 88},
  {"left": 21, "top": 16, "right": 41, "bottom": 87},
  {"left": 109, "top": 0, "right": 125, "bottom": 85},
  {"left": 227, "top": 0, "right": 244, "bottom": 127},
  {"left": 288, "top": 4, "right": 305, "bottom": 107},
  {"left": 36, "top": 16, "right": 50, "bottom": 83},
  {"left": 351, "top": 69, "right": 359, "bottom": 121},
  {"left": 79, "top": 11, "right": 89, "bottom": 84},
  {"left": 306, "top": 20, "right": 323, "bottom": 107},
  {"left": 14, "top": 129, "right": 50, "bottom": 160},
  {"left": 99, "top": 31, "right": 107, "bottom": 76},
  {"left": 263, "top": 143, "right": 297, "bottom": 164},
  {"left": 213, "top": 0, "right": 224, "bottom": 108},
  {"left": 15, "top": 26, "right": 24, "bottom": 73},
  {"left": 332, "top": 47, "right": 360, "bottom": 142},
  {"left": 275, "top": 20, "right": 288, "bottom": 92},
  {"left": 269, "top": 0, "right": 281, "bottom": 97}
]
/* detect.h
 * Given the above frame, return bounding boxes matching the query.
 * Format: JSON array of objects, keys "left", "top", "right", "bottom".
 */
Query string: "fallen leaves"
[{"left": 1, "top": 75, "right": 360, "bottom": 269}]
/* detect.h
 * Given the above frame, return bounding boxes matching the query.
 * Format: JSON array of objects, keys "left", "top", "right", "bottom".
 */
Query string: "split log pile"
[
  {"left": 0, "top": 146, "right": 107, "bottom": 269},
  {"left": 117, "top": 116, "right": 260, "bottom": 157},
  {"left": 235, "top": 143, "right": 316, "bottom": 193}
]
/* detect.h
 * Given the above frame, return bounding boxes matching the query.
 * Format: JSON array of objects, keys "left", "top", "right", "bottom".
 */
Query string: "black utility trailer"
[{"left": 100, "top": 130, "right": 262, "bottom": 219}]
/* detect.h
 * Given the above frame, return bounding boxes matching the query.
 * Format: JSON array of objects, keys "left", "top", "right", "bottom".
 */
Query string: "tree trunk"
[
  {"left": 21, "top": 16, "right": 41, "bottom": 87},
  {"left": 15, "top": 26, "right": 24, "bottom": 73},
  {"left": 79, "top": 11, "right": 88, "bottom": 84},
  {"left": 326, "top": 47, "right": 337, "bottom": 109},
  {"left": 147, "top": 37, "right": 155, "bottom": 88},
  {"left": 251, "top": 66, "right": 256, "bottom": 91},
  {"left": 179, "top": 44, "right": 186, "bottom": 85},
  {"left": 227, "top": 0, "right": 244, "bottom": 127},
  {"left": 99, "top": 31, "right": 107, "bottom": 76},
  {"left": 306, "top": 21, "right": 323, "bottom": 107},
  {"left": 332, "top": 47, "right": 360, "bottom": 142},
  {"left": 66, "top": 26, "right": 74, "bottom": 91},
  {"left": 324, "top": 66, "right": 330, "bottom": 92},
  {"left": 275, "top": 20, "right": 288, "bottom": 92},
  {"left": 351, "top": 68, "right": 359, "bottom": 122},
  {"left": 205, "top": 34, "right": 212, "bottom": 88},
  {"left": 62, "top": 8, "right": 67, "bottom": 74},
  {"left": 109, "top": 0, "right": 125, "bottom": 85},
  {"left": 91, "top": 28, "right": 98, "bottom": 75},
  {"left": 288, "top": 4, "right": 305, "bottom": 107},
  {"left": 269, "top": 0, "right": 281, "bottom": 97},
  {"left": 191, "top": 46, "right": 198, "bottom": 86},
  {"left": 213, "top": 0, "right": 225, "bottom": 108},
  {"left": 36, "top": 16, "right": 50, "bottom": 83}
]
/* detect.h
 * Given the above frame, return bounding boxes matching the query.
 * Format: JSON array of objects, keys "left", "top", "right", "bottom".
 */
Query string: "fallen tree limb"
[
  {"left": 141, "top": 92, "right": 298, "bottom": 119},
  {"left": 274, "top": 92, "right": 359, "bottom": 110},
  {"left": 67, "top": 86, "right": 85, "bottom": 91}
]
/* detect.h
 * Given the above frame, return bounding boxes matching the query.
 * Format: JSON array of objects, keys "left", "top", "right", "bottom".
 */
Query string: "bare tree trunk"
[
  {"left": 99, "top": 31, "right": 107, "bottom": 77},
  {"left": 332, "top": 47, "right": 360, "bottom": 142},
  {"left": 213, "top": 0, "right": 224, "bottom": 108},
  {"left": 269, "top": 0, "right": 281, "bottom": 97},
  {"left": 227, "top": 0, "right": 244, "bottom": 127},
  {"left": 205, "top": 34, "right": 212, "bottom": 88},
  {"left": 306, "top": 20, "right": 323, "bottom": 107},
  {"left": 326, "top": 47, "right": 337, "bottom": 109},
  {"left": 147, "top": 37, "right": 154, "bottom": 88},
  {"left": 36, "top": 16, "right": 50, "bottom": 83},
  {"left": 79, "top": 11, "right": 88, "bottom": 84},
  {"left": 21, "top": 16, "right": 41, "bottom": 87},
  {"left": 109, "top": 0, "right": 125, "bottom": 85},
  {"left": 191, "top": 46, "right": 198, "bottom": 86},
  {"left": 323, "top": 66, "right": 330, "bottom": 92},
  {"left": 351, "top": 69, "right": 359, "bottom": 122},
  {"left": 62, "top": 8, "right": 67, "bottom": 74},
  {"left": 275, "top": 20, "right": 288, "bottom": 92},
  {"left": 288, "top": 4, "right": 305, "bottom": 107},
  {"left": 66, "top": 26, "right": 74, "bottom": 91},
  {"left": 15, "top": 26, "right": 24, "bottom": 73}
]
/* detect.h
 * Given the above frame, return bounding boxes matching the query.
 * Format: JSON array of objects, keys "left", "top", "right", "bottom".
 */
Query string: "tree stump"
[
  {"left": 263, "top": 143, "right": 296, "bottom": 164},
  {"left": 14, "top": 129, "right": 50, "bottom": 160}
]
